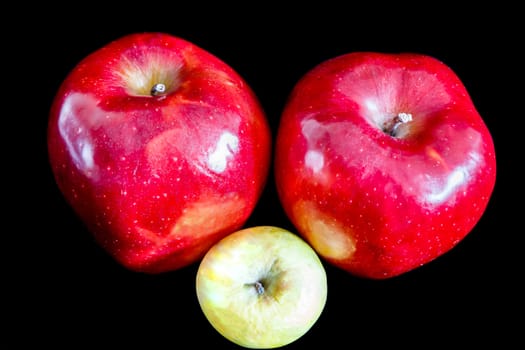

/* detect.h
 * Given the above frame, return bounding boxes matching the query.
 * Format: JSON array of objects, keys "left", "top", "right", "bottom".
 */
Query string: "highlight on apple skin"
[
  {"left": 274, "top": 52, "right": 496, "bottom": 279},
  {"left": 195, "top": 226, "right": 328, "bottom": 349},
  {"left": 47, "top": 32, "right": 272, "bottom": 273}
]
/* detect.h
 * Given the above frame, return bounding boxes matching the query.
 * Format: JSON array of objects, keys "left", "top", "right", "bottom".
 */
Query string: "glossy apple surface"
[
  {"left": 196, "top": 226, "right": 327, "bottom": 349},
  {"left": 47, "top": 32, "right": 271, "bottom": 273},
  {"left": 274, "top": 52, "right": 496, "bottom": 279}
]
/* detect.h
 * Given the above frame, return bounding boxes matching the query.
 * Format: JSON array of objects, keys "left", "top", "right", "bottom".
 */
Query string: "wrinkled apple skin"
[
  {"left": 47, "top": 32, "right": 271, "bottom": 273},
  {"left": 275, "top": 52, "right": 496, "bottom": 279}
]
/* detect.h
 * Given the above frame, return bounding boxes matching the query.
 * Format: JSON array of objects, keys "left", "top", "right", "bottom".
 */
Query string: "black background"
[{"left": 9, "top": 4, "right": 520, "bottom": 348}]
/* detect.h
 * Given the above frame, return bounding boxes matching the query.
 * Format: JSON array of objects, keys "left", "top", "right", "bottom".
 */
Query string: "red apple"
[
  {"left": 47, "top": 32, "right": 271, "bottom": 273},
  {"left": 274, "top": 52, "right": 496, "bottom": 279}
]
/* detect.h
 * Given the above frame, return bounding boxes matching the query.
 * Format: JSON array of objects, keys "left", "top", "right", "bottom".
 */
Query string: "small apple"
[
  {"left": 195, "top": 225, "right": 327, "bottom": 349},
  {"left": 47, "top": 32, "right": 271, "bottom": 273},
  {"left": 274, "top": 52, "right": 496, "bottom": 279}
]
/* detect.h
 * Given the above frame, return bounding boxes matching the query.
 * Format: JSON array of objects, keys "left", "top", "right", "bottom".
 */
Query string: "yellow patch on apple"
[
  {"left": 170, "top": 192, "right": 246, "bottom": 237},
  {"left": 293, "top": 200, "right": 356, "bottom": 261},
  {"left": 135, "top": 193, "right": 246, "bottom": 242}
]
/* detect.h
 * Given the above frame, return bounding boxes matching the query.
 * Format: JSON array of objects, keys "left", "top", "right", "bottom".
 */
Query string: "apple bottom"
[
  {"left": 83, "top": 192, "right": 253, "bottom": 273},
  {"left": 91, "top": 228, "right": 233, "bottom": 274},
  {"left": 291, "top": 198, "right": 480, "bottom": 279}
]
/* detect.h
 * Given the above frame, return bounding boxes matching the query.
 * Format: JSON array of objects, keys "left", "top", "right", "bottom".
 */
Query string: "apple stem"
[
  {"left": 151, "top": 83, "right": 167, "bottom": 96},
  {"left": 384, "top": 112, "right": 412, "bottom": 137},
  {"left": 254, "top": 281, "right": 265, "bottom": 295}
]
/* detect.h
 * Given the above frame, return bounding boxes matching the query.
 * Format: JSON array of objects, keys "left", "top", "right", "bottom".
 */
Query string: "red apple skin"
[
  {"left": 275, "top": 52, "right": 496, "bottom": 279},
  {"left": 47, "top": 32, "right": 271, "bottom": 273}
]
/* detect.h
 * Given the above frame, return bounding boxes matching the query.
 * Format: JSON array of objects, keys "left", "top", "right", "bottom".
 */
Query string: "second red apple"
[{"left": 274, "top": 52, "right": 496, "bottom": 279}]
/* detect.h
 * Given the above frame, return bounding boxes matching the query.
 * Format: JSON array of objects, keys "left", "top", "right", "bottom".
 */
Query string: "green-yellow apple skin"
[{"left": 195, "top": 226, "right": 328, "bottom": 349}]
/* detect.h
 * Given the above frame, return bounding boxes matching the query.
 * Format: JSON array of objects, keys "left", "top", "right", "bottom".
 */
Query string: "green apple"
[{"left": 195, "top": 225, "right": 328, "bottom": 348}]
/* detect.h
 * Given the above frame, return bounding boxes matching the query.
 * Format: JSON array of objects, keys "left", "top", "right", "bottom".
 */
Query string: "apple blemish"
[{"left": 293, "top": 201, "right": 356, "bottom": 261}]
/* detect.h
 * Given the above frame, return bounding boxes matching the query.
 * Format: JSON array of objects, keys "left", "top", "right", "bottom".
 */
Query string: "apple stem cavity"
[
  {"left": 151, "top": 83, "right": 167, "bottom": 97},
  {"left": 383, "top": 112, "right": 413, "bottom": 137}
]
